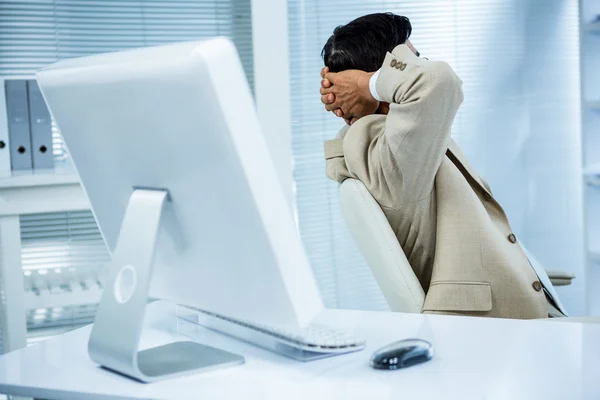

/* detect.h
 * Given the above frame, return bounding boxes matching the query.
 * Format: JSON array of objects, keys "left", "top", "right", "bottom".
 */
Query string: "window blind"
[
  {"left": 1, "top": 0, "right": 254, "bottom": 330},
  {"left": 1, "top": 0, "right": 254, "bottom": 166},
  {"left": 288, "top": 0, "right": 580, "bottom": 311},
  {"left": 20, "top": 211, "right": 109, "bottom": 273}
]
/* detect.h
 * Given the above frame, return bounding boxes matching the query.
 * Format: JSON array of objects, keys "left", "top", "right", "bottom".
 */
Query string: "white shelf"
[
  {"left": 0, "top": 171, "right": 79, "bottom": 189},
  {"left": 584, "top": 21, "right": 600, "bottom": 33},
  {"left": 586, "top": 101, "right": 600, "bottom": 110},
  {"left": 591, "top": 249, "right": 600, "bottom": 264},
  {"left": 0, "top": 171, "right": 89, "bottom": 217},
  {"left": 584, "top": 164, "right": 600, "bottom": 186}
]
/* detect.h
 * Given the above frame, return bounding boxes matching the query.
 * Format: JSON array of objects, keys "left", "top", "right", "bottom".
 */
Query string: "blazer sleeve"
[{"left": 344, "top": 45, "right": 464, "bottom": 205}]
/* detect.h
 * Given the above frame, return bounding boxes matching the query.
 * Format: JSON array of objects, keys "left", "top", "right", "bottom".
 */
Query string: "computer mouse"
[{"left": 370, "top": 339, "right": 433, "bottom": 370}]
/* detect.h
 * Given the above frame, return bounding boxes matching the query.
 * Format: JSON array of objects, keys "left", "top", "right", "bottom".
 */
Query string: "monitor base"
[
  {"left": 88, "top": 189, "right": 244, "bottom": 382},
  {"left": 104, "top": 341, "right": 244, "bottom": 382}
]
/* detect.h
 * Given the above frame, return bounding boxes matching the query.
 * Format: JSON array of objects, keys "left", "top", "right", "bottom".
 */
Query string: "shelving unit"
[
  {"left": 580, "top": 1, "right": 600, "bottom": 314},
  {"left": 0, "top": 75, "right": 108, "bottom": 353},
  {"left": 0, "top": 173, "right": 101, "bottom": 352}
]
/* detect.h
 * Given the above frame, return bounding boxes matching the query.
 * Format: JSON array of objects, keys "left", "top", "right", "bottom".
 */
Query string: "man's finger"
[
  {"left": 321, "top": 94, "right": 334, "bottom": 105},
  {"left": 325, "top": 103, "right": 340, "bottom": 111},
  {"left": 320, "top": 67, "right": 328, "bottom": 78},
  {"left": 325, "top": 103, "right": 344, "bottom": 115},
  {"left": 324, "top": 72, "right": 338, "bottom": 83},
  {"left": 321, "top": 78, "right": 332, "bottom": 89},
  {"left": 320, "top": 85, "right": 334, "bottom": 95}
]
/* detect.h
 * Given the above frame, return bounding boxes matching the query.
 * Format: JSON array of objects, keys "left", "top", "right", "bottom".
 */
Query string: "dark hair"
[{"left": 322, "top": 13, "right": 412, "bottom": 73}]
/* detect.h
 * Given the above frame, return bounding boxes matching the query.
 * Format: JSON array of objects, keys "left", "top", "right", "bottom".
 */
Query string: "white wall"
[
  {"left": 454, "top": 0, "right": 585, "bottom": 315},
  {"left": 252, "top": 0, "right": 294, "bottom": 206}
]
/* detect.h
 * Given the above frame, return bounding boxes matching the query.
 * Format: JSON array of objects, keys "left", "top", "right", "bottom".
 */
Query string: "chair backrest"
[{"left": 338, "top": 179, "right": 425, "bottom": 313}]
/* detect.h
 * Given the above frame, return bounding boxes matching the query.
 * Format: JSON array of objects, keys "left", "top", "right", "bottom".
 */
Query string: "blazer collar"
[
  {"left": 446, "top": 139, "right": 491, "bottom": 196},
  {"left": 390, "top": 44, "right": 428, "bottom": 67},
  {"left": 326, "top": 136, "right": 491, "bottom": 196}
]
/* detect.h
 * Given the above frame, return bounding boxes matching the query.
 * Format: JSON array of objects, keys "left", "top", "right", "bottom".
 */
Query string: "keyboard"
[{"left": 176, "top": 306, "right": 366, "bottom": 361}]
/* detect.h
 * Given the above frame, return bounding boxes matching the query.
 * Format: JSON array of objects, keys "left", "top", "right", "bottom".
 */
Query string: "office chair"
[
  {"left": 338, "top": 179, "right": 425, "bottom": 313},
  {"left": 338, "top": 178, "right": 574, "bottom": 314}
]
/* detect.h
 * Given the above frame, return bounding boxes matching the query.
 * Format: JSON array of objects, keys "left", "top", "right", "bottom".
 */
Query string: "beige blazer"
[{"left": 324, "top": 44, "right": 548, "bottom": 319}]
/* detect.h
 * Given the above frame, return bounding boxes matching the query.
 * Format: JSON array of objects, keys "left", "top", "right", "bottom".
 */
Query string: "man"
[{"left": 319, "top": 13, "right": 566, "bottom": 319}]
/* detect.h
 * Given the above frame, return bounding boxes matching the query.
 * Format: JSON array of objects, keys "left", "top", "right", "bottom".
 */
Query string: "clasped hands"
[{"left": 319, "top": 67, "right": 379, "bottom": 126}]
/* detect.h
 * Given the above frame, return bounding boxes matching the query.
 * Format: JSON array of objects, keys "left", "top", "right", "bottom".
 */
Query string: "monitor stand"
[{"left": 87, "top": 189, "right": 244, "bottom": 382}]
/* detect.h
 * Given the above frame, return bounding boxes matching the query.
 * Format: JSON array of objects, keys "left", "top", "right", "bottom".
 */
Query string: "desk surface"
[{"left": 0, "top": 301, "right": 599, "bottom": 400}]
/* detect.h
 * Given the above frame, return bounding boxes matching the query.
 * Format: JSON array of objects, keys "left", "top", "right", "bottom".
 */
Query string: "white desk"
[{"left": 0, "top": 301, "right": 599, "bottom": 400}]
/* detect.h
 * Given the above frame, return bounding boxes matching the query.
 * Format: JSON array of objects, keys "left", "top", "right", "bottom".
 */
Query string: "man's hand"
[{"left": 320, "top": 67, "right": 379, "bottom": 121}]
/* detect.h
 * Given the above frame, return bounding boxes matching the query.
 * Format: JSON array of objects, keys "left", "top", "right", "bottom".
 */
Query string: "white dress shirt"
[{"left": 369, "top": 69, "right": 383, "bottom": 102}]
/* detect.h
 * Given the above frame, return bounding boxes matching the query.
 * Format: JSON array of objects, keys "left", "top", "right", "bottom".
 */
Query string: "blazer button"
[
  {"left": 390, "top": 59, "right": 397, "bottom": 68},
  {"left": 508, "top": 233, "right": 517, "bottom": 243},
  {"left": 532, "top": 281, "right": 542, "bottom": 292},
  {"left": 399, "top": 62, "right": 406, "bottom": 71}
]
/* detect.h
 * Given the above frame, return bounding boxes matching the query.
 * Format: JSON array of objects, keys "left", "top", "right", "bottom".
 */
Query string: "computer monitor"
[{"left": 36, "top": 38, "right": 323, "bottom": 382}]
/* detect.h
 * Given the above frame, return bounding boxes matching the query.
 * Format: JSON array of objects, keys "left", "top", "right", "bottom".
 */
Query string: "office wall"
[
  {"left": 458, "top": 0, "right": 584, "bottom": 315},
  {"left": 524, "top": 1, "right": 584, "bottom": 316}
]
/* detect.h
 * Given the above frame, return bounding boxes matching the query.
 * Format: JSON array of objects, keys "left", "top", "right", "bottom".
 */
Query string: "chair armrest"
[{"left": 546, "top": 269, "right": 575, "bottom": 287}]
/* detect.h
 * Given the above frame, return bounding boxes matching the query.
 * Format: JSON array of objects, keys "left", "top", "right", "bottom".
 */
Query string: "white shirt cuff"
[{"left": 369, "top": 69, "right": 383, "bottom": 102}]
